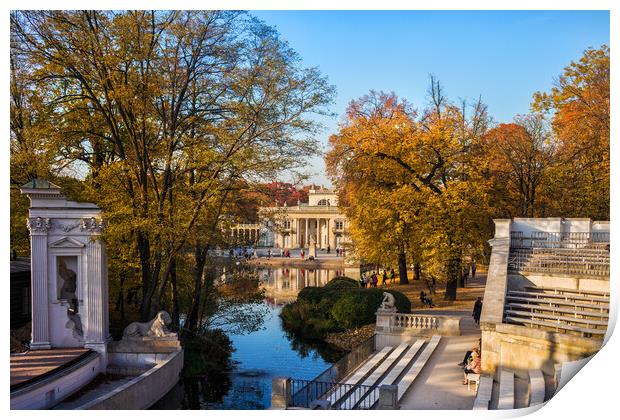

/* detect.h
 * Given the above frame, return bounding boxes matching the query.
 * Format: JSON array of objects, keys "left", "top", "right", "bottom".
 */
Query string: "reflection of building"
[{"left": 258, "top": 188, "right": 348, "bottom": 249}]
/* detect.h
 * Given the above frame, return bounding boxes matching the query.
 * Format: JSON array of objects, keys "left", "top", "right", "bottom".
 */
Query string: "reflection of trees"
[{"left": 282, "top": 328, "right": 345, "bottom": 364}]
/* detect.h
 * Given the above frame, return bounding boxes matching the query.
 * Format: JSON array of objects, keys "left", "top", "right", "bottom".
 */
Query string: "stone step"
[
  {"left": 357, "top": 339, "right": 426, "bottom": 409},
  {"left": 396, "top": 335, "right": 441, "bottom": 401},
  {"left": 338, "top": 343, "right": 409, "bottom": 409},
  {"left": 326, "top": 346, "right": 392, "bottom": 404},
  {"left": 508, "top": 290, "right": 609, "bottom": 304},
  {"left": 504, "top": 310, "right": 608, "bottom": 328},
  {"left": 524, "top": 286, "right": 609, "bottom": 298},
  {"left": 472, "top": 376, "right": 493, "bottom": 410},
  {"left": 529, "top": 369, "right": 546, "bottom": 406},
  {"left": 505, "top": 302, "right": 609, "bottom": 319},
  {"left": 505, "top": 316, "right": 606, "bottom": 337},
  {"left": 505, "top": 295, "right": 609, "bottom": 312},
  {"left": 497, "top": 369, "right": 514, "bottom": 410}
]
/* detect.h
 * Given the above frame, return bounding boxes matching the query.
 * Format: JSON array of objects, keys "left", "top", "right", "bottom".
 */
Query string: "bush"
[
  {"left": 324, "top": 276, "right": 360, "bottom": 289},
  {"left": 280, "top": 285, "right": 411, "bottom": 339}
]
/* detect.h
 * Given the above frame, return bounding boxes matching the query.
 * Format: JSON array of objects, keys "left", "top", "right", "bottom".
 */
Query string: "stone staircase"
[
  {"left": 323, "top": 335, "right": 441, "bottom": 409},
  {"left": 503, "top": 287, "right": 609, "bottom": 338},
  {"left": 509, "top": 247, "right": 609, "bottom": 276},
  {"left": 474, "top": 368, "right": 551, "bottom": 410}
]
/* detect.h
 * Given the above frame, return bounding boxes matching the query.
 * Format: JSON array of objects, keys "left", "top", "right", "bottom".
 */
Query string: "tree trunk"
[
  {"left": 137, "top": 231, "right": 153, "bottom": 320},
  {"left": 171, "top": 258, "right": 179, "bottom": 329},
  {"left": 187, "top": 246, "right": 208, "bottom": 332},
  {"left": 398, "top": 242, "right": 408, "bottom": 285},
  {"left": 413, "top": 263, "right": 421, "bottom": 282},
  {"left": 444, "top": 251, "right": 460, "bottom": 301}
]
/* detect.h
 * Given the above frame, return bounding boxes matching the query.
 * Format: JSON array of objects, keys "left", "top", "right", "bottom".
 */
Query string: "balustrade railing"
[
  {"left": 393, "top": 314, "right": 440, "bottom": 330},
  {"left": 508, "top": 248, "right": 609, "bottom": 276},
  {"left": 510, "top": 231, "right": 610, "bottom": 249},
  {"left": 289, "top": 379, "right": 379, "bottom": 409}
]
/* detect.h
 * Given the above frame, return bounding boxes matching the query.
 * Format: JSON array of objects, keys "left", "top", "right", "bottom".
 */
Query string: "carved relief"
[
  {"left": 27, "top": 217, "right": 51, "bottom": 234},
  {"left": 80, "top": 217, "right": 105, "bottom": 233},
  {"left": 56, "top": 222, "right": 81, "bottom": 233}
]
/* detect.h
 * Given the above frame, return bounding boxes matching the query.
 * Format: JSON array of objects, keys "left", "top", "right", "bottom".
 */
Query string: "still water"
[{"left": 152, "top": 265, "right": 344, "bottom": 409}]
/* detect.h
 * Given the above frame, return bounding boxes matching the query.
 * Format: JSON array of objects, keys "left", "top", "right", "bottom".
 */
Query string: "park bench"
[
  {"left": 466, "top": 373, "right": 480, "bottom": 391},
  {"left": 528, "top": 369, "right": 546, "bottom": 406}
]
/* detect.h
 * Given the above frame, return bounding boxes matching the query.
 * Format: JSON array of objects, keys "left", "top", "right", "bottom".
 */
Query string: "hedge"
[{"left": 281, "top": 286, "right": 410, "bottom": 338}]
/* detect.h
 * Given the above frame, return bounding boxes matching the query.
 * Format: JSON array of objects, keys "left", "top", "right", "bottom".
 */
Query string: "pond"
[{"left": 152, "top": 265, "right": 345, "bottom": 410}]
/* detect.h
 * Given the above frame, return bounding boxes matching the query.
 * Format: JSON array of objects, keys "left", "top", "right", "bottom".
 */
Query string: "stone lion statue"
[
  {"left": 123, "top": 310, "right": 176, "bottom": 338},
  {"left": 380, "top": 292, "right": 396, "bottom": 311}
]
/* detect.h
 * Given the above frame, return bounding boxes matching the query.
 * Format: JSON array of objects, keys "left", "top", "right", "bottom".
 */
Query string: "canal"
[{"left": 152, "top": 265, "right": 345, "bottom": 409}]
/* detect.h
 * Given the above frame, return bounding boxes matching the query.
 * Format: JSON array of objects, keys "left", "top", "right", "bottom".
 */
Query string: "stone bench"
[
  {"left": 504, "top": 302, "right": 609, "bottom": 319},
  {"left": 505, "top": 295, "right": 609, "bottom": 312},
  {"left": 504, "top": 309, "right": 608, "bottom": 328},
  {"left": 504, "top": 316, "right": 605, "bottom": 337},
  {"left": 508, "top": 290, "right": 609, "bottom": 304},
  {"left": 472, "top": 376, "right": 493, "bottom": 410},
  {"left": 525, "top": 286, "right": 609, "bottom": 298},
  {"left": 528, "top": 369, "right": 546, "bottom": 406},
  {"left": 497, "top": 369, "right": 514, "bottom": 410}
]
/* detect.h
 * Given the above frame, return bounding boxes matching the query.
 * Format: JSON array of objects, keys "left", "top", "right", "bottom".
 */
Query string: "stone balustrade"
[{"left": 375, "top": 312, "right": 461, "bottom": 347}]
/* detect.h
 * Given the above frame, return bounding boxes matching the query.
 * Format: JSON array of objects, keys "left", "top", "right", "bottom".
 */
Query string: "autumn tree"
[
  {"left": 327, "top": 82, "right": 492, "bottom": 299},
  {"left": 482, "top": 114, "right": 557, "bottom": 218},
  {"left": 532, "top": 45, "right": 609, "bottom": 220},
  {"left": 11, "top": 10, "right": 334, "bottom": 323}
]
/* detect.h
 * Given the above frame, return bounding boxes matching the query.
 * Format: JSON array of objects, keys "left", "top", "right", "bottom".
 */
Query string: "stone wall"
[
  {"left": 481, "top": 323, "right": 602, "bottom": 379},
  {"left": 508, "top": 273, "right": 609, "bottom": 293}
]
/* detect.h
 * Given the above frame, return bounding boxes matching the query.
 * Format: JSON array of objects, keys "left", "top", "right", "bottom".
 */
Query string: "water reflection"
[
  {"left": 153, "top": 265, "right": 345, "bottom": 410},
  {"left": 254, "top": 266, "right": 345, "bottom": 304}
]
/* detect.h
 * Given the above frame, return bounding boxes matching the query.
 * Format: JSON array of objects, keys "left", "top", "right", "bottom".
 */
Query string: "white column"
[
  {"left": 28, "top": 218, "right": 52, "bottom": 350},
  {"left": 305, "top": 218, "right": 309, "bottom": 246},
  {"left": 84, "top": 228, "right": 109, "bottom": 355}
]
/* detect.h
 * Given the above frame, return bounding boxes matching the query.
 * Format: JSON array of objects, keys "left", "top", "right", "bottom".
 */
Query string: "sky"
[{"left": 250, "top": 10, "right": 610, "bottom": 187}]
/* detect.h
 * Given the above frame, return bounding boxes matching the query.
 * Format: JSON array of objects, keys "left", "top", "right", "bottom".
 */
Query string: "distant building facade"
[{"left": 230, "top": 188, "right": 349, "bottom": 249}]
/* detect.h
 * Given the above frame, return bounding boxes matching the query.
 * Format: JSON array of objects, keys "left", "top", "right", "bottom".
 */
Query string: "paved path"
[{"left": 399, "top": 317, "right": 481, "bottom": 410}]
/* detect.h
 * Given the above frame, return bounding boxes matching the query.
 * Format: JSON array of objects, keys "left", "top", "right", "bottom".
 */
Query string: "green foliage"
[
  {"left": 181, "top": 329, "right": 234, "bottom": 378},
  {"left": 281, "top": 286, "right": 410, "bottom": 339},
  {"left": 324, "top": 276, "right": 360, "bottom": 289}
]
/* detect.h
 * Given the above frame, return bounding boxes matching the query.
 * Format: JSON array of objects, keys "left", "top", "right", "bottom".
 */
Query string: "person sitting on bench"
[
  {"left": 458, "top": 338, "right": 482, "bottom": 367},
  {"left": 462, "top": 348, "right": 481, "bottom": 385},
  {"left": 420, "top": 290, "right": 433, "bottom": 307}
]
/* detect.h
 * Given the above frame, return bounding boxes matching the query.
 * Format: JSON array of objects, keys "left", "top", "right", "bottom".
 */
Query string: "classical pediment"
[{"left": 49, "top": 237, "right": 85, "bottom": 248}]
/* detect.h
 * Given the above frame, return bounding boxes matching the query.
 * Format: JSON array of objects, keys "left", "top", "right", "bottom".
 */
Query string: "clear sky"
[{"left": 250, "top": 10, "right": 610, "bottom": 186}]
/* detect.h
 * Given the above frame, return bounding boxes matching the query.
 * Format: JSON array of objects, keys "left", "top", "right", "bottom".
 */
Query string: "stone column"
[
  {"left": 28, "top": 217, "right": 52, "bottom": 350},
  {"left": 271, "top": 377, "right": 292, "bottom": 409},
  {"left": 82, "top": 219, "right": 109, "bottom": 355},
  {"left": 305, "top": 218, "right": 309, "bottom": 247}
]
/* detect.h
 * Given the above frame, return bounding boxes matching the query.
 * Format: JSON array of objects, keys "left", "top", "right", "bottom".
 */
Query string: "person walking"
[
  {"left": 371, "top": 272, "right": 378, "bottom": 288},
  {"left": 327, "top": 244, "right": 331, "bottom": 254},
  {"left": 472, "top": 297, "right": 483, "bottom": 325},
  {"left": 301, "top": 249, "right": 305, "bottom": 260},
  {"left": 471, "top": 260, "right": 477, "bottom": 280},
  {"left": 381, "top": 270, "right": 387, "bottom": 286}
]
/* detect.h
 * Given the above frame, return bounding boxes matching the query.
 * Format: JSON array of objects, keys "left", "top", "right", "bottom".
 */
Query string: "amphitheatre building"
[{"left": 271, "top": 217, "right": 610, "bottom": 410}]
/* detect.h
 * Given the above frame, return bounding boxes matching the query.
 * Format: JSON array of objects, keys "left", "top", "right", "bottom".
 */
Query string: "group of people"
[
  {"left": 419, "top": 290, "right": 434, "bottom": 307},
  {"left": 360, "top": 268, "right": 396, "bottom": 288},
  {"left": 459, "top": 338, "right": 482, "bottom": 385}
]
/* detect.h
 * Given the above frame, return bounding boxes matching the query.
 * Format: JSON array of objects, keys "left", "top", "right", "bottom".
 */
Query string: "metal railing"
[
  {"left": 508, "top": 248, "right": 609, "bottom": 277},
  {"left": 290, "top": 379, "right": 379, "bottom": 409},
  {"left": 510, "top": 231, "right": 610, "bottom": 249},
  {"left": 308, "top": 334, "right": 375, "bottom": 385}
]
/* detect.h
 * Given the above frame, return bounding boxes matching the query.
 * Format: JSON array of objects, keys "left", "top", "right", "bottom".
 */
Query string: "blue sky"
[{"left": 251, "top": 10, "right": 610, "bottom": 186}]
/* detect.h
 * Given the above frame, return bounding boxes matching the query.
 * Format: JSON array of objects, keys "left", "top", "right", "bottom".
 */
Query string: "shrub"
[
  {"left": 281, "top": 285, "right": 411, "bottom": 338},
  {"left": 324, "top": 276, "right": 360, "bottom": 289}
]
